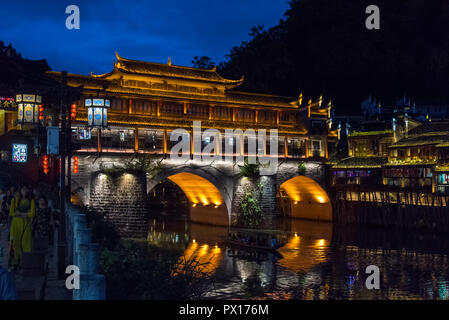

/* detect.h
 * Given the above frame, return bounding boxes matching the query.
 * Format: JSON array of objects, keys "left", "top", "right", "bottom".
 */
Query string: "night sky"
[{"left": 0, "top": 0, "right": 289, "bottom": 76}]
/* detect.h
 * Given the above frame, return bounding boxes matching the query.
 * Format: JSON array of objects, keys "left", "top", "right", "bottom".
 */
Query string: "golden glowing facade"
[{"left": 47, "top": 53, "right": 336, "bottom": 158}]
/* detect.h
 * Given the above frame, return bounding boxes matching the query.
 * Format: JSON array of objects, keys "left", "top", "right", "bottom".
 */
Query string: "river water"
[{"left": 144, "top": 216, "right": 449, "bottom": 300}]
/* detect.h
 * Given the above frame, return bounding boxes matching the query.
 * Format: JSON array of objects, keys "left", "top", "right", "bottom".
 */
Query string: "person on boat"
[
  {"left": 9, "top": 186, "right": 35, "bottom": 269},
  {"left": 270, "top": 237, "right": 278, "bottom": 249}
]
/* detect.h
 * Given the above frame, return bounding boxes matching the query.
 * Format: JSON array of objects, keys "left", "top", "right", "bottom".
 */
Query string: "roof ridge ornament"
[{"left": 168, "top": 57, "right": 172, "bottom": 66}]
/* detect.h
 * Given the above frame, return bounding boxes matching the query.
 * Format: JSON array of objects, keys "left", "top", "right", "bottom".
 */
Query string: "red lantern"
[
  {"left": 71, "top": 104, "right": 77, "bottom": 120},
  {"left": 39, "top": 104, "right": 44, "bottom": 121},
  {"left": 73, "top": 156, "right": 79, "bottom": 174},
  {"left": 42, "top": 155, "right": 49, "bottom": 175},
  {"left": 58, "top": 157, "right": 61, "bottom": 173}
]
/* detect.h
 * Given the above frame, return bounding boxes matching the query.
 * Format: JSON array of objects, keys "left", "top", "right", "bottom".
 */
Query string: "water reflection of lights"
[
  {"left": 316, "top": 239, "right": 326, "bottom": 247},
  {"left": 147, "top": 230, "right": 186, "bottom": 245},
  {"left": 277, "top": 234, "right": 329, "bottom": 273},
  {"left": 178, "top": 240, "right": 222, "bottom": 275},
  {"left": 304, "top": 272, "right": 322, "bottom": 286},
  {"left": 144, "top": 219, "right": 449, "bottom": 300}
]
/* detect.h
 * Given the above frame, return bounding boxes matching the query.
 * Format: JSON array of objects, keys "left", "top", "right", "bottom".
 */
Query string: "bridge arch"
[
  {"left": 277, "top": 175, "right": 332, "bottom": 221},
  {"left": 147, "top": 167, "right": 232, "bottom": 226}
]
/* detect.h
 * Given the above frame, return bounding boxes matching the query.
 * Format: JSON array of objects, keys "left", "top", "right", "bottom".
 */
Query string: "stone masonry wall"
[{"left": 89, "top": 172, "right": 149, "bottom": 237}]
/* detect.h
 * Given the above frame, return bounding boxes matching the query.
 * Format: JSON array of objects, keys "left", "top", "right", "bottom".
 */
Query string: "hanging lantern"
[
  {"left": 71, "top": 104, "right": 77, "bottom": 120},
  {"left": 73, "top": 156, "right": 79, "bottom": 174},
  {"left": 39, "top": 104, "right": 44, "bottom": 121},
  {"left": 58, "top": 157, "right": 61, "bottom": 173},
  {"left": 16, "top": 94, "right": 42, "bottom": 124},
  {"left": 85, "top": 97, "right": 109, "bottom": 128},
  {"left": 42, "top": 155, "right": 49, "bottom": 175}
]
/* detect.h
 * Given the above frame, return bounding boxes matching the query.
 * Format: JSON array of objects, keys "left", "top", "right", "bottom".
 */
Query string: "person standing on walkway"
[
  {"left": 33, "top": 196, "right": 54, "bottom": 247},
  {"left": 0, "top": 266, "right": 17, "bottom": 300},
  {"left": 9, "top": 186, "right": 35, "bottom": 269}
]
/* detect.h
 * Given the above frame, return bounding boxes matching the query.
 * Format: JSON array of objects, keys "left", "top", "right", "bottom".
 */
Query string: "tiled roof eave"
[{"left": 81, "top": 87, "right": 297, "bottom": 109}]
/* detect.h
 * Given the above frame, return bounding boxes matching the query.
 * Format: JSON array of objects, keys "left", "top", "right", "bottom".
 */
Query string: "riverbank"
[{"left": 333, "top": 199, "right": 449, "bottom": 232}]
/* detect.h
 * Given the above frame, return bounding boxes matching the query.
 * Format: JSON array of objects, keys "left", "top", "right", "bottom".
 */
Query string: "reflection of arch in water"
[
  {"left": 178, "top": 241, "right": 223, "bottom": 276},
  {"left": 148, "top": 171, "right": 230, "bottom": 226},
  {"left": 278, "top": 176, "right": 332, "bottom": 221},
  {"left": 277, "top": 219, "right": 332, "bottom": 272}
]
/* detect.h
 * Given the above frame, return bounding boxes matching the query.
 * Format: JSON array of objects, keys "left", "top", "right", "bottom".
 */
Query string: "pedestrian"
[
  {"left": 33, "top": 196, "right": 54, "bottom": 247},
  {"left": 9, "top": 186, "right": 35, "bottom": 270},
  {"left": 0, "top": 266, "right": 17, "bottom": 300},
  {"left": 0, "top": 188, "right": 6, "bottom": 225},
  {"left": 4, "top": 186, "right": 18, "bottom": 243},
  {"left": 32, "top": 186, "right": 40, "bottom": 201}
]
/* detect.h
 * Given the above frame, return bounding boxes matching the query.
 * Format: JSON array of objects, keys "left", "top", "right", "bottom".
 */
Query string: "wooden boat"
[
  {"left": 226, "top": 247, "right": 283, "bottom": 261},
  {"left": 226, "top": 230, "right": 286, "bottom": 252}
]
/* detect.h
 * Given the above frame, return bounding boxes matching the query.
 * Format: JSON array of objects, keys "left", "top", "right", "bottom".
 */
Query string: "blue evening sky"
[{"left": 0, "top": 0, "right": 289, "bottom": 75}]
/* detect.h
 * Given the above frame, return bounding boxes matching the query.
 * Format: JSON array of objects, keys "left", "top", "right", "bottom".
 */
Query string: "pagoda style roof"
[
  {"left": 407, "top": 121, "right": 449, "bottom": 135},
  {"left": 348, "top": 130, "right": 393, "bottom": 138},
  {"left": 332, "top": 156, "right": 388, "bottom": 169},
  {"left": 46, "top": 53, "right": 330, "bottom": 110},
  {"left": 388, "top": 131, "right": 449, "bottom": 148},
  {"left": 46, "top": 72, "right": 301, "bottom": 110},
  {"left": 90, "top": 52, "right": 243, "bottom": 88}
]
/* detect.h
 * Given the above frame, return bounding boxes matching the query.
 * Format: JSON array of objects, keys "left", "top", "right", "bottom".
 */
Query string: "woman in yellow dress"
[{"left": 9, "top": 186, "right": 35, "bottom": 269}]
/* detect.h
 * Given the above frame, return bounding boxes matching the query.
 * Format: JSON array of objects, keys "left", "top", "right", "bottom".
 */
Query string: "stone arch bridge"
[{"left": 72, "top": 155, "right": 331, "bottom": 236}]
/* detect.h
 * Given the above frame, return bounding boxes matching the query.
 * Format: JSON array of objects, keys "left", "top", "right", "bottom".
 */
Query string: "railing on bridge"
[
  {"left": 72, "top": 126, "right": 318, "bottom": 159},
  {"left": 65, "top": 203, "right": 106, "bottom": 300}
]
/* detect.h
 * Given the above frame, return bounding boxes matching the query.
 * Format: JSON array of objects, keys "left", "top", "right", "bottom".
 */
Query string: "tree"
[
  {"left": 191, "top": 56, "right": 216, "bottom": 69},
  {"left": 218, "top": 0, "right": 449, "bottom": 115}
]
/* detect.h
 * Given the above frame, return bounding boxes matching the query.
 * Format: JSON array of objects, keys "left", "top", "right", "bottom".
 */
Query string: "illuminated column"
[
  {"left": 97, "top": 128, "right": 102, "bottom": 153},
  {"left": 184, "top": 102, "right": 188, "bottom": 115},
  {"left": 276, "top": 111, "right": 280, "bottom": 125},
  {"left": 163, "top": 129, "right": 168, "bottom": 157},
  {"left": 209, "top": 106, "right": 212, "bottom": 120},
  {"left": 284, "top": 136, "right": 289, "bottom": 158},
  {"left": 128, "top": 98, "right": 132, "bottom": 114},
  {"left": 324, "top": 136, "right": 328, "bottom": 159},
  {"left": 134, "top": 128, "right": 139, "bottom": 152},
  {"left": 157, "top": 101, "right": 162, "bottom": 117},
  {"left": 232, "top": 108, "right": 236, "bottom": 122},
  {"left": 255, "top": 110, "right": 259, "bottom": 124}
]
